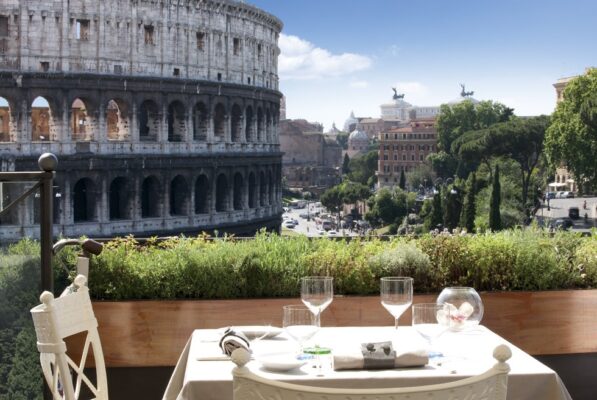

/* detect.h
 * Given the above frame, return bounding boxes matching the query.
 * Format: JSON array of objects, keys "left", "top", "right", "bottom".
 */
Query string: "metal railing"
[{"left": 0, "top": 153, "right": 57, "bottom": 293}]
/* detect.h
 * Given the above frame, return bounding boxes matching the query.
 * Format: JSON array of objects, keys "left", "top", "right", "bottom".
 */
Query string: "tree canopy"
[{"left": 545, "top": 68, "right": 597, "bottom": 191}]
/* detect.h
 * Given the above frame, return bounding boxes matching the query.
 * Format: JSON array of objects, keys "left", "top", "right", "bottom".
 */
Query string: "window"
[
  {"left": 411, "top": 155, "right": 415, "bottom": 161},
  {"left": 217, "top": 72, "right": 222, "bottom": 81},
  {"left": 76, "top": 19, "right": 90, "bottom": 41},
  {"left": 233, "top": 38, "right": 241, "bottom": 55},
  {"left": 247, "top": 77, "right": 251, "bottom": 84},
  {"left": 196, "top": 32, "right": 205, "bottom": 50},
  {"left": 257, "top": 43, "right": 262, "bottom": 58},
  {"left": 0, "top": 16, "right": 8, "bottom": 37},
  {"left": 40, "top": 62, "right": 50, "bottom": 72},
  {"left": 420, "top": 154, "right": 424, "bottom": 161},
  {"left": 383, "top": 154, "right": 388, "bottom": 161},
  {"left": 402, "top": 155, "right": 406, "bottom": 161},
  {"left": 114, "top": 65, "right": 123, "bottom": 74},
  {"left": 144, "top": 25, "right": 154, "bottom": 45},
  {"left": 393, "top": 154, "right": 397, "bottom": 161},
  {"left": 173, "top": 68, "right": 180, "bottom": 77}
]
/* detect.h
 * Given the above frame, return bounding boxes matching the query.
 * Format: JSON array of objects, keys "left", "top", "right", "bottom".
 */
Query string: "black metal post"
[{"left": 38, "top": 154, "right": 58, "bottom": 294}]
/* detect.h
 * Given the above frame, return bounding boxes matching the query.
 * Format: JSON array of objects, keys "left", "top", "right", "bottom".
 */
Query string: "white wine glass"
[
  {"left": 282, "top": 305, "right": 319, "bottom": 357},
  {"left": 301, "top": 276, "right": 334, "bottom": 327},
  {"left": 380, "top": 277, "right": 413, "bottom": 329},
  {"left": 412, "top": 303, "right": 450, "bottom": 359}
]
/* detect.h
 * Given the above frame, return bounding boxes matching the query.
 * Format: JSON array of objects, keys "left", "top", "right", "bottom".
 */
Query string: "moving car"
[
  {"left": 283, "top": 220, "right": 296, "bottom": 228},
  {"left": 552, "top": 218, "right": 573, "bottom": 230}
]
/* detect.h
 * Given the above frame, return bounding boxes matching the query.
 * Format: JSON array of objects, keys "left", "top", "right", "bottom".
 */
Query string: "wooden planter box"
[{"left": 73, "top": 290, "right": 597, "bottom": 368}]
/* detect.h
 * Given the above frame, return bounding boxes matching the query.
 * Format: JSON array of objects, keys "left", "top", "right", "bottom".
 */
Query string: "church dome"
[
  {"left": 348, "top": 126, "right": 369, "bottom": 143},
  {"left": 343, "top": 111, "right": 359, "bottom": 132}
]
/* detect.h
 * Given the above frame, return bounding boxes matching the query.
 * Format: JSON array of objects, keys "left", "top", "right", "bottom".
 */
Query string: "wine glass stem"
[
  {"left": 394, "top": 317, "right": 399, "bottom": 330},
  {"left": 315, "top": 310, "right": 321, "bottom": 327}
]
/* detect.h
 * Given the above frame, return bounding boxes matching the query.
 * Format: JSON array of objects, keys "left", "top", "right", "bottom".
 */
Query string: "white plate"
[
  {"left": 257, "top": 353, "right": 307, "bottom": 372},
  {"left": 232, "top": 326, "right": 283, "bottom": 340}
]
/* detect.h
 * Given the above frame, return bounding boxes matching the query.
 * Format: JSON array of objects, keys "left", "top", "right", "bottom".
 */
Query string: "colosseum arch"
[
  {"left": 141, "top": 176, "right": 162, "bottom": 218},
  {"left": 193, "top": 102, "right": 208, "bottom": 141},
  {"left": 230, "top": 104, "right": 242, "bottom": 143},
  {"left": 168, "top": 101, "right": 186, "bottom": 142},
  {"left": 170, "top": 175, "right": 189, "bottom": 216},
  {"left": 245, "top": 106, "right": 255, "bottom": 142},
  {"left": 213, "top": 103, "right": 226, "bottom": 141},
  {"left": 257, "top": 107, "right": 264, "bottom": 142},
  {"left": 31, "top": 96, "right": 55, "bottom": 141},
  {"left": 215, "top": 173, "right": 229, "bottom": 212},
  {"left": 73, "top": 178, "right": 97, "bottom": 222},
  {"left": 106, "top": 99, "right": 130, "bottom": 141},
  {"left": 265, "top": 109, "right": 272, "bottom": 143},
  {"left": 71, "top": 98, "right": 94, "bottom": 141},
  {"left": 248, "top": 172, "right": 257, "bottom": 208},
  {"left": 109, "top": 177, "right": 132, "bottom": 220},
  {"left": 139, "top": 100, "right": 159, "bottom": 141},
  {"left": 233, "top": 172, "right": 244, "bottom": 211},
  {"left": 268, "top": 170, "right": 274, "bottom": 205},
  {"left": 259, "top": 171, "right": 267, "bottom": 206},
  {"left": 0, "top": 96, "right": 13, "bottom": 142},
  {"left": 194, "top": 174, "right": 210, "bottom": 214}
]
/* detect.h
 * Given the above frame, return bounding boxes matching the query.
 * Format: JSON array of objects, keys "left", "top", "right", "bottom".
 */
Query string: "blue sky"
[{"left": 249, "top": 0, "right": 597, "bottom": 130}]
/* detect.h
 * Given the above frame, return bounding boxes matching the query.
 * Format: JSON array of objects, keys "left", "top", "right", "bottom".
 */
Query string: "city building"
[
  {"left": 377, "top": 118, "right": 438, "bottom": 188},
  {"left": 0, "top": 0, "right": 284, "bottom": 240},
  {"left": 380, "top": 90, "right": 440, "bottom": 122},
  {"left": 279, "top": 119, "right": 342, "bottom": 191}
]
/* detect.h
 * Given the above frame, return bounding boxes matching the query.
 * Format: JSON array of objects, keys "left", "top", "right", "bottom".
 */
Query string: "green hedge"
[{"left": 88, "top": 230, "right": 597, "bottom": 300}]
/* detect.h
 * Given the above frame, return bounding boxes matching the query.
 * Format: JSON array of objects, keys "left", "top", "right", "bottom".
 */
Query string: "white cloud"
[
  {"left": 350, "top": 80, "right": 369, "bottom": 89},
  {"left": 279, "top": 34, "right": 372, "bottom": 80}
]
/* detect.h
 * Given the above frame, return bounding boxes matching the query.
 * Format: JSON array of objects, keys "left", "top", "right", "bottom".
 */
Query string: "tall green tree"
[
  {"left": 433, "top": 100, "right": 513, "bottom": 178},
  {"left": 460, "top": 172, "right": 477, "bottom": 232},
  {"left": 489, "top": 165, "right": 502, "bottom": 231},
  {"left": 399, "top": 170, "right": 406, "bottom": 190},
  {"left": 342, "top": 153, "right": 351, "bottom": 175},
  {"left": 320, "top": 186, "right": 343, "bottom": 219},
  {"left": 425, "top": 188, "right": 443, "bottom": 231},
  {"left": 443, "top": 185, "right": 463, "bottom": 231},
  {"left": 347, "top": 150, "right": 378, "bottom": 187},
  {"left": 545, "top": 68, "right": 597, "bottom": 192},
  {"left": 456, "top": 116, "right": 548, "bottom": 213}
]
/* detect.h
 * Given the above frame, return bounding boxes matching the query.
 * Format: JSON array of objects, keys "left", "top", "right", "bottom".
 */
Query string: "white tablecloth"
[{"left": 163, "top": 326, "right": 571, "bottom": 400}]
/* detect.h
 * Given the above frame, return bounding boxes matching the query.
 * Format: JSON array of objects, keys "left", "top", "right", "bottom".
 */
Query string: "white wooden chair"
[
  {"left": 231, "top": 344, "right": 511, "bottom": 400},
  {"left": 30, "top": 275, "right": 108, "bottom": 400}
]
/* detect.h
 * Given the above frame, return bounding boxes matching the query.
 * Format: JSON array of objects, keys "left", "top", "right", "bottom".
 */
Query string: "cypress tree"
[
  {"left": 399, "top": 169, "right": 406, "bottom": 190},
  {"left": 342, "top": 153, "right": 350, "bottom": 175},
  {"left": 430, "top": 187, "right": 443, "bottom": 230},
  {"left": 489, "top": 165, "right": 502, "bottom": 231},
  {"left": 460, "top": 172, "right": 477, "bottom": 232}
]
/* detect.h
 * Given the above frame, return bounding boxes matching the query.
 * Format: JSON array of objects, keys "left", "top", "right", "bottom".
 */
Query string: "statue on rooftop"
[
  {"left": 460, "top": 83, "right": 475, "bottom": 98},
  {"left": 392, "top": 88, "right": 405, "bottom": 100}
]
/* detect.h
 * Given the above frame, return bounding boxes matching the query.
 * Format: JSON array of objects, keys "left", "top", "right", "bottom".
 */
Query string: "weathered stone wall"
[
  {"left": 0, "top": 0, "right": 284, "bottom": 240},
  {"left": 0, "top": 0, "right": 282, "bottom": 89}
]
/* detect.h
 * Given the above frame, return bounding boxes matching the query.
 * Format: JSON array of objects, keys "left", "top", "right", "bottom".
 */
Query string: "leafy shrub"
[{"left": 368, "top": 242, "right": 432, "bottom": 292}]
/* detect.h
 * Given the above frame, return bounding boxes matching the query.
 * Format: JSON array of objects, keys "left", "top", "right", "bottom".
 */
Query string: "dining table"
[{"left": 162, "top": 325, "right": 572, "bottom": 400}]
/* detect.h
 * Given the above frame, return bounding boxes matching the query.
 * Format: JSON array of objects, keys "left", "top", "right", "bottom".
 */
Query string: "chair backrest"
[
  {"left": 231, "top": 345, "right": 511, "bottom": 400},
  {"left": 30, "top": 275, "right": 108, "bottom": 400}
]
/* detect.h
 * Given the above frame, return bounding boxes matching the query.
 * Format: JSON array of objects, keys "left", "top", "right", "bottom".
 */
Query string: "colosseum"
[{"left": 0, "top": 0, "right": 284, "bottom": 240}]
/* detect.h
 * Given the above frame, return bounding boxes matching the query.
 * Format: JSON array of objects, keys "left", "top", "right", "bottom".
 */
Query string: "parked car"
[
  {"left": 565, "top": 192, "right": 575, "bottom": 198},
  {"left": 283, "top": 221, "right": 296, "bottom": 228},
  {"left": 552, "top": 218, "right": 573, "bottom": 230},
  {"left": 568, "top": 207, "right": 580, "bottom": 219},
  {"left": 328, "top": 230, "right": 338, "bottom": 236},
  {"left": 317, "top": 229, "right": 326, "bottom": 235},
  {"left": 546, "top": 192, "right": 556, "bottom": 200}
]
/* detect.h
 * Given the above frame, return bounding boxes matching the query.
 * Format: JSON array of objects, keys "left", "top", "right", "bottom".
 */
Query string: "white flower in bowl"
[{"left": 436, "top": 302, "right": 474, "bottom": 331}]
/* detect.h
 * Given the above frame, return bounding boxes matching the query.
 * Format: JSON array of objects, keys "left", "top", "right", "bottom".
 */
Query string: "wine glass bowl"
[
  {"left": 301, "top": 276, "right": 334, "bottom": 326},
  {"left": 412, "top": 303, "right": 450, "bottom": 358},
  {"left": 380, "top": 277, "right": 413, "bottom": 329},
  {"left": 282, "top": 305, "right": 319, "bottom": 354}
]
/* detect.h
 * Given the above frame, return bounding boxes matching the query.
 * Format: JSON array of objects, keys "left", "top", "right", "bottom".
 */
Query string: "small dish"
[
  {"left": 232, "top": 326, "right": 283, "bottom": 340},
  {"left": 257, "top": 353, "right": 307, "bottom": 372}
]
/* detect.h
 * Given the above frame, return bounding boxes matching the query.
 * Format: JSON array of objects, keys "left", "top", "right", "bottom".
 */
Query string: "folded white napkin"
[
  {"left": 219, "top": 328, "right": 251, "bottom": 356},
  {"left": 333, "top": 341, "right": 428, "bottom": 370}
]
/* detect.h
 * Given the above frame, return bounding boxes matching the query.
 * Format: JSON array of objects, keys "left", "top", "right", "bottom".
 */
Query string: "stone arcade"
[{"left": 0, "top": 0, "right": 284, "bottom": 239}]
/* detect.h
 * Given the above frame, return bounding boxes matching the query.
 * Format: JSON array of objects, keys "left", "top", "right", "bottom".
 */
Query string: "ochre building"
[{"left": 0, "top": 0, "right": 284, "bottom": 240}]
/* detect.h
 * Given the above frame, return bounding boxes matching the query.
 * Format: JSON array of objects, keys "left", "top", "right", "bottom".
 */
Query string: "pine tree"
[
  {"left": 489, "top": 165, "right": 502, "bottom": 231},
  {"left": 399, "top": 169, "right": 406, "bottom": 190},
  {"left": 460, "top": 172, "right": 477, "bottom": 232},
  {"left": 342, "top": 153, "right": 350, "bottom": 175}
]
